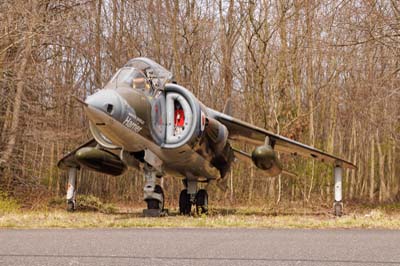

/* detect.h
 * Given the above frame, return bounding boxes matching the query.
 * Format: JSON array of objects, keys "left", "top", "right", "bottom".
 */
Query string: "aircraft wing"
[
  {"left": 213, "top": 112, "right": 356, "bottom": 170},
  {"left": 57, "top": 139, "right": 97, "bottom": 169}
]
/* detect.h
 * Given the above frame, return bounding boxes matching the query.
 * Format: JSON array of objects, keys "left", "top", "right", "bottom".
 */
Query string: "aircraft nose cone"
[{"left": 85, "top": 90, "right": 126, "bottom": 121}]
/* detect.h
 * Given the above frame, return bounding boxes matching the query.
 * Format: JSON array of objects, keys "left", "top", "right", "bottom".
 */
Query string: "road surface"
[{"left": 0, "top": 228, "right": 399, "bottom": 265}]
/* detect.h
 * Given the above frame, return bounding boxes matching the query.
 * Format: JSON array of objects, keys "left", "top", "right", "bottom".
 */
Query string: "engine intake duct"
[
  {"left": 251, "top": 144, "right": 282, "bottom": 177},
  {"left": 75, "top": 147, "right": 127, "bottom": 176},
  {"left": 205, "top": 117, "right": 228, "bottom": 154}
]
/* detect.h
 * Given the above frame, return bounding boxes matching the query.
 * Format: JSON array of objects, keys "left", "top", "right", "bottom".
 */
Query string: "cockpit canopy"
[
  {"left": 126, "top": 57, "right": 173, "bottom": 91},
  {"left": 104, "top": 57, "right": 173, "bottom": 94}
]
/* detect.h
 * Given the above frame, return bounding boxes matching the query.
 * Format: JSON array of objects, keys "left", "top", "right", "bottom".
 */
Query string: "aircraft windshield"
[
  {"left": 106, "top": 67, "right": 153, "bottom": 95},
  {"left": 104, "top": 57, "right": 173, "bottom": 94},
  {"left": 125, "top": 57, "right": 173, "bottom": 91}
]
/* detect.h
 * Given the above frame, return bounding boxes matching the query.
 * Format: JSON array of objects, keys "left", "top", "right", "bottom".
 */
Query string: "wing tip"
[{"left": 337, "top": 161, "right": 357, "bottom": 170}]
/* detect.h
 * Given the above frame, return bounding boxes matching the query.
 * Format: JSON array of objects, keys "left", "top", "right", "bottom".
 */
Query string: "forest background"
[{"left": 0, "top": 0, "right": 399, "bottom": 209}]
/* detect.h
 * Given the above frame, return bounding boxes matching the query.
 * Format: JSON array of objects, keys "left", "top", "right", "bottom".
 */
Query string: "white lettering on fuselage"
[{"left": 122, "top": 113, "right": 144, "bottom": 133}]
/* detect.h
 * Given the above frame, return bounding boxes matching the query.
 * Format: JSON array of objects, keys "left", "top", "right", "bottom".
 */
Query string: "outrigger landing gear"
[
  {"left": 143, "top": 164, "right": 165, "bottom": 217},
  {"left": 66, "top": 167, "right": 78, "bottom": 212},
  {"left": 179, "top": 179, "right": 208, "bottom": 215},
  {"left": 333, "top": 164, "right": 343, "bottom": 217}
]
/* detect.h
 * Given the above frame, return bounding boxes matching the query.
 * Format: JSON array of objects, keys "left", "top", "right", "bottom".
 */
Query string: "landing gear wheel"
[
  {"left": 179, "top": 189, "right": 191, "bottom": 215},
  {"left": 146, "top": 185, "right": 164, "bottom": 210},
  {"left": 334, "top": 202, "right": 343, "bottom": 217},
  {"left": 182, "top": 179, "right": 188, "bottom": 188},
  {"left": 196, "top": 189, "right": 208, "bottom": 215},
  {"left": 67, "top": 200, "right": 75, "bottom": 212}
]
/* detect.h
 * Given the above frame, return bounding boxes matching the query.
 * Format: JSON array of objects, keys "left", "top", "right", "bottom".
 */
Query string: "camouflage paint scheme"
[{"left": 58, "top": 58, "right": 355, "bottom": 207}]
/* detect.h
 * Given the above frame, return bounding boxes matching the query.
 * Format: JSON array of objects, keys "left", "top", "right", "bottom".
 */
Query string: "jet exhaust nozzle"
[
  {"left": 75, "top": 147, "right": 127, "bottom": 176},
  {"left": 251, "top": 145, "right": 282, "bottom": 176}
]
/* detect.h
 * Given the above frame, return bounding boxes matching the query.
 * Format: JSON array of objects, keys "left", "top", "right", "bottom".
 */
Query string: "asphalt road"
[{"left": 0, "top": 228, "right": 399, "bottom": 266}]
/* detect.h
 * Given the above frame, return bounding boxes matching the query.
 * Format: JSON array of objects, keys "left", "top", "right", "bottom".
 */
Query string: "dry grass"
[
  {"left": 1, "top": 207, "right": 400, "bottom": 229},
  {"left": 2, "top": 194, "right": 400, "bottom": 229}
]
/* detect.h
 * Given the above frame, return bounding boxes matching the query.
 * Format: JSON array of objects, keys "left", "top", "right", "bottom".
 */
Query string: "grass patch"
[
  {"left": 48, "top": 195, "right": 117, "bottom": 214},
  {"left": 1, "top": 207, "right": 400, "bottom": 229},
  {"left": 0, "top": 190, "right": 20, "bottom": 214},
  {"left": 75, "top": 195, "right": 117, "bottom": 214},
  {"left": 2, "top": 196, "right": 400, "bottom": 229}
]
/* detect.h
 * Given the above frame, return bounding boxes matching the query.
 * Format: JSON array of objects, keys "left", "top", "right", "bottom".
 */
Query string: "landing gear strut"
[
  {"left": 143, "top": 164, "right": 165, "bottom": 217},
  {"left": 333, "top": 165, "right": 343, "bottom": 217},
  {"left": 179, "top": 179, "right": 209, "bottom": 215},
  {"left": 66, "top": 168, "right": 77, "bottom": 212}
]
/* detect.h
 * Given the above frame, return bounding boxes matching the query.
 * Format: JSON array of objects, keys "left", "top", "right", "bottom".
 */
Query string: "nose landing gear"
[
  {"left": 146, "top": 185, "right": 164, "bottom": 211},
  {"left": 143, "top": 164, "right": 166, "bottom": 217}
]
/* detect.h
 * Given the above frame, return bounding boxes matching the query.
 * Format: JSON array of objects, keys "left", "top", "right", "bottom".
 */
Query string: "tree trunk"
[
  {"left": 94, "top": 0, "right": 102, "bottom": 90},
  {"left": 376, "top": 134, "right": 387, "bottom": 203},
  {"left": 305, "top": 0, "right": 315, "bottom": 202},
  {"left": 0, "top": 34, "right": 31, "bottom": 176},
  {"left": 248, "top": 165, "right": 254, "bottom": 203},
  {"left": 369, "top": 137, "right": 375, "bottom": 202}
]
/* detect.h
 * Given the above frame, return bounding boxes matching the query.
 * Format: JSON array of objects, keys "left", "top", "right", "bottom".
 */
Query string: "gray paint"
[{"left": 1, "top": 229, "right": 400, "bottom": 266}]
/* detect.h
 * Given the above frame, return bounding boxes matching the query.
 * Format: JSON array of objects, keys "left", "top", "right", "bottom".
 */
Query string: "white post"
[
  {"left": 334, "top": 166, "right": 342, "bottom": 202},
  {"left": 333, "top": 164, "right": 343, "bottom": 216},
  {"left": 67, "top": 167, "right": 78, "bottom": 210}
]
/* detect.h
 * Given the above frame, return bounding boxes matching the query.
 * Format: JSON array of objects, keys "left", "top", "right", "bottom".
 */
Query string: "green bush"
[
  {"left": 47, "top": 195, "right": 117, "bottom": 214},
  {"left": 47, "top": 197, "right": 66, "bottom": 208},
  {"left": 76, "top": 195, "right": 117, "bottom": 214},
  {"left": 0, "top": 191, "right": 20, "bottom": 214}
]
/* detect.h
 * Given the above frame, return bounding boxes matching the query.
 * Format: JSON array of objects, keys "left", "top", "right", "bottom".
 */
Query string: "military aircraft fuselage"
[{"left": 82, "top": 58, "right": 232, "bottom": 182}]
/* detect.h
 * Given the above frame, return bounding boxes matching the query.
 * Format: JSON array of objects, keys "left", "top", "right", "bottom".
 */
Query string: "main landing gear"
[{"left": 179, "top": 179, "right": 208, "bottom": 215}]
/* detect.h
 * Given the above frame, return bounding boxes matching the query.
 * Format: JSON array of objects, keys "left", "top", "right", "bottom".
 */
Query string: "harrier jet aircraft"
[{"left": 58, "top": 57, "right": 356, "bottom": 216}]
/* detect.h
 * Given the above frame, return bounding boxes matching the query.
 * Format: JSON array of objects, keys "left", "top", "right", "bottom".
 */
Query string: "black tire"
[
  {"left": 146, "top": 185, "right": 164, "bottom": 210},
  {"left": 196, "top": 189, "right": 208, "bottom": 215},
  {"left": 179, "top": 189, "right": 191, "bottom": 215},
  {"left": 182, "top": 179, "right": 188, "bottom": 188},
  {"left": 67, "top": 200, "right": 75, "bottom": 212}
]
